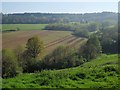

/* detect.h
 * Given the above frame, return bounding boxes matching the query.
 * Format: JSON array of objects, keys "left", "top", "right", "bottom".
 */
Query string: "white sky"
[{"left": 1, "top": 0, "right": 119, "bottom": 2}]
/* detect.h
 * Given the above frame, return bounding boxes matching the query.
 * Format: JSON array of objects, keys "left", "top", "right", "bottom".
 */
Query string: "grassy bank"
[{"left": 2, "top": 54, "right": 119, "bottom": 88}]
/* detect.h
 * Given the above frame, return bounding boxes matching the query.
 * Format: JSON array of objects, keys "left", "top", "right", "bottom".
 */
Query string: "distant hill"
[
  {"left": 2, "top": 12, "right": 117, "bottom": 24},
  {"left": 2, "top": 54, "right": 119, "bottom": 88}
]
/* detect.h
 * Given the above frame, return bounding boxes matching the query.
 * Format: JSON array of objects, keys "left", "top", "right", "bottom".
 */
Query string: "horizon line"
[{"left": 2, "top": 11, "right": 117, "bottom": 14}]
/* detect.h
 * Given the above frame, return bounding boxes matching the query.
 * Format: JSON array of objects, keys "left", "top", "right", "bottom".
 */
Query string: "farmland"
[
  {"left": 2, "top": 24, "right": 48, "bottom": 31},
  {"left": 2, "top": 30, "right": 86, "bottom": 55},
  {"left": 2, "top": 11, "right": 118, "bottom": 89}
]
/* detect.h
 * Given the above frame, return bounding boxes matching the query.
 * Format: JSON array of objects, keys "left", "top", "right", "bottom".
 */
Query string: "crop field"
[
  {"left": 2, "top": 24, "right": 48, "bottom": 31},
  {"left": 2, "top": 30, "right": 87, "bottom": 55}
]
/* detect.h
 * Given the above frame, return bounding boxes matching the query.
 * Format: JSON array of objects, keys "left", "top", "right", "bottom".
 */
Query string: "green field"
[
  {"left": 2, "top": 24, "right": 48, "bottom": 31},
  {"left": 2, "top": 54, "right": 119, "bottom": 88}
]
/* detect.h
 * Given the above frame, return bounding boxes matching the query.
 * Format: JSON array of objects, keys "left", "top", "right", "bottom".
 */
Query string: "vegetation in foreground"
[{"left": 2, "top": 54, "right": 119, "bottom": 88}]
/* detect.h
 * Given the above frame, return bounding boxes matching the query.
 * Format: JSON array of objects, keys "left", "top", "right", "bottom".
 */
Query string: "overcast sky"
[{"left": 2, "top": 2, "right": 118, "bottom": 14}]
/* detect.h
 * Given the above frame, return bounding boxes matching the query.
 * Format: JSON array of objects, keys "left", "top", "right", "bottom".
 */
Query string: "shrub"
[
  {"left": 76, "top": 73, "right": 86, "bottom": 79},
  {"left": 2, "top": 49, "right": 19, "bottom": 78},
  {"left": 104, "top": 66, "right": 116, "bottom": 72},
  {"left": 14, "top": 45, "right": 25, "bottom": 69}
]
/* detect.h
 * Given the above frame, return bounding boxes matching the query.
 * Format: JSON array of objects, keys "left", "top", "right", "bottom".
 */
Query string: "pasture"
[
  {"left": 2, "top": 30, "right": 86, "bottom": 55},
  {"left": 2, "top": 24, "right": 48, "bottom": 31}
]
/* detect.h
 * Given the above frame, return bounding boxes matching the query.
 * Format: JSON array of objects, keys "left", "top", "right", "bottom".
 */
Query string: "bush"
[
  {"left": 2, "top": 49, "right": 20, "bottom": 78},
  {"left": 104, "top": 66, "right": 116, "bottom": 72},
  {"left": 22, "top": 51, "right": 43, "bottom": 73},
  {"left": 14, "top": 45, "right": 25, "bottom": 69},
  {"left": 76, "top": 73, "right": 86, "bottom": 79},
  {"left": 74, "top": 29, "right": 89, "bottom": 38}
]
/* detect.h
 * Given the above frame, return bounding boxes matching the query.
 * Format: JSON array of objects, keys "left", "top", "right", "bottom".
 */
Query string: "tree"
[
  {"left": 79, "top": 35, "right": 102, "bottom": 60},
  {"left": 2, "top": 49, "right": 19, "bottom": 78},
  {"left": 100, "top": 26, "right": 118, "bottom": 54},
  {"left": 25, "top": 36, "right": 44, "bottom": 58},
  {"left": 22, "top": 36, "right": 44, "bottom": 72}
]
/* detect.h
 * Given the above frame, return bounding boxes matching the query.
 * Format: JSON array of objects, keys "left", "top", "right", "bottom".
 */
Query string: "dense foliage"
[
  {"left": 44, "top": 46, "right": 84, "bottom": 69},
  {"left": 79, "top": 35, "right": 102, "bottom": 60},
  {"left": 2, "top": 12, "right": 117, "bottom": 24},
  {"left": 2, "top": 49, "right": 21, "bottom": 78},
  {"left": 44, "top": 22, "right": 99, "bottom": 38},
  {"left": 99, "top": 25, "right": 118, "bottom": 54},
  {"left": 25, "top": 36, "right": 44, "bottom": 58}
]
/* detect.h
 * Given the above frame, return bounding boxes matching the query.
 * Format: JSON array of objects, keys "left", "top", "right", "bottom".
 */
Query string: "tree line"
[
  {"left": 44, "top": 22, "right": 99, "bottom": 38},
  {"left": 2, "top": 12, "right": 117, "bottom": 24}
]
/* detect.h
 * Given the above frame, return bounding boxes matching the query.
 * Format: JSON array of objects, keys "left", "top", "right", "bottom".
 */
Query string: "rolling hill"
[{"left": 2, "top": 54, "right": 119, "bottom": 88}]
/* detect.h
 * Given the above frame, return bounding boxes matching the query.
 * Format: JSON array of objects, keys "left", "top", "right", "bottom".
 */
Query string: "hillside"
[{"left": 2, "top": 54, "right": 119, "bottom": 88}]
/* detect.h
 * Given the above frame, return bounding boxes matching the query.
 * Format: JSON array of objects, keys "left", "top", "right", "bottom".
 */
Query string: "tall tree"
[
  {"left": 26, "top": 36, "right": 44, "bottom": 58},
  {"left": 22, "top": 36, "right": 44, "bottom": 72}
]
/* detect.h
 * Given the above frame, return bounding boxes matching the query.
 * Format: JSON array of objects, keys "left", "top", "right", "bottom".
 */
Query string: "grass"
[
  {"left": 2, "top": 54, "right": 119, "bottom": 88},
  {"left": 2, "top": 24, "right": 48, "bottom": 31}
]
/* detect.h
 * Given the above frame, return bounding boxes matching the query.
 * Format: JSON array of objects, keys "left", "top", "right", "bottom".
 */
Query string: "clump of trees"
[
  {"left": 44, "top": 22, "right": 99, "bottom": 38},
  {"left": 44, "top": 46, "right": 84, "bottom": 69},
  {"left": 2, "top": 36, "right": 44, "bottom": 78},
  {"left": 79, "top": 35, "right": 102, "bottom": 61},
  {"left": 100, "top": 26, "right": 118, "bottom": 54}
]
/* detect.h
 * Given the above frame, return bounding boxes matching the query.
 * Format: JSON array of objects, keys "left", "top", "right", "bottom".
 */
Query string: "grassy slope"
[
  {"left": 2, "top": 24, "right": 48, "bottom": 31},
  {"left": 2, "top": 54, "right": 119, "bottom": 88}
]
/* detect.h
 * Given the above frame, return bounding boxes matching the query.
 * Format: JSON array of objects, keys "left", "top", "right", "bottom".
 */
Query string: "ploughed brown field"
[{"left": 2, "top": 30, "right": 87, "bottom": 55}]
